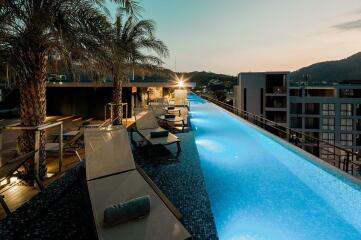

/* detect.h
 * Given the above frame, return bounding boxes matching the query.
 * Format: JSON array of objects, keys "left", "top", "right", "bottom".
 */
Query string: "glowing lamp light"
[{"left": 178, "top": 79, "right": 185, "bottom": 88}]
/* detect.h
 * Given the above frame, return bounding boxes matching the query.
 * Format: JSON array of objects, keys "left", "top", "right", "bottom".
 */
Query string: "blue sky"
[{"left": 108, "top": 0, "right": 361, "bottom": 75}]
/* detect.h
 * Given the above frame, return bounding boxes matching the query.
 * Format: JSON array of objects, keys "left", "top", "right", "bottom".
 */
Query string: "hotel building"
[{"left": 234, "top": 73, "right": 361, "bottom": 161}]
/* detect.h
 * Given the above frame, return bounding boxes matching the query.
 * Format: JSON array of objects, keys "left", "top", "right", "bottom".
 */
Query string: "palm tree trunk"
[
  {"left": 112, "top": 75, "right": 122, "bottom": 125},
  {"left": 18, "top": 51, "right": 48, "bottom": 181}
]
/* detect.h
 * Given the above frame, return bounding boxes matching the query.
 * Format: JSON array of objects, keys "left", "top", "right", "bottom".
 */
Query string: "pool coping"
[{"left": 202, "top": 100, "right": 361, "bottom": 189}]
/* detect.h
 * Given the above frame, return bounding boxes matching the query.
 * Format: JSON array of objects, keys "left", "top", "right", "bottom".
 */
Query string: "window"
[
  {"left": 356, "top": 120, "right": 361, "bottom": 131},
  {"left": 305, "top": 103, "right": 320, "bottom": 115},
  {"left": 260, "top": 88, "right": 264, "bottom": 114},
  {"left": 322, "top": 132, "right": 335, "bottom": 144},
  {"left": 321, "top": 147, "right": 335, "bottom": 160},
  {"left": 340, "top": 133, "right": 353, "bottom": 147},
  {"left": 290, "top": 103, "right": 302, "bottom": 114},
  {"left": 322, "top": 118, "right": 335, "bottom": 130},
  {"left": 290, "top": 89, "right": 302, "bottom": 97},
  {"left": 356, "top": 104, "right": 361, "bottom": 116},
  {"left": 305, "top": 117, "right": 320, "bottom": 129},
  {"left": 341, "top": 104, "right": 353, "bottom": 116},
  {"left": 243, "top": 88, "right": 247, "bottom": 111},
  {"left": 340, "top": 149, "right": 353, "bottom": 163},
  {"left": 290, "top": 117, "right": 302, "bottom": 128},
  {"left": 340, "top": 118, "right": 353, "bottom": 131},
  {"left": 356, "top": 135, "right": 361, "bottom": 146},
  {"left": 322, "top": 104, "right": 335, "bottom": 116}
]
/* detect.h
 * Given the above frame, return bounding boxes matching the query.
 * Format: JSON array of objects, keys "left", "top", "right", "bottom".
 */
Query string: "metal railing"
[{"left": 198, "top": 94, "right": 361, "bottom": 177}]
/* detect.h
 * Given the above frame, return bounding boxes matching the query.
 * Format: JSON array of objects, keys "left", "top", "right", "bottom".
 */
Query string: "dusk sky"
[{"left": 109, "top": 0, "right": 361, "bottom": 75}]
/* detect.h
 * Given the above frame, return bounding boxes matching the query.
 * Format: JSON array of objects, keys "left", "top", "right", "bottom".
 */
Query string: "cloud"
[{"left": 334, "top": 18, "right": 361, "bottom": 30}]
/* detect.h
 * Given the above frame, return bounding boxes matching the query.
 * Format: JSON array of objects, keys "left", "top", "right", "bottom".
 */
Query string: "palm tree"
[
  {"left": 109, "top": 15, "right": 169, "bottom": 124},
  {"left": 0, "top": 0, "right": 114, "bottom": 181}
]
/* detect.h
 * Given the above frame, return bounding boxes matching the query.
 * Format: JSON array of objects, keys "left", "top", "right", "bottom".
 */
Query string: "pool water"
[{"left": 188, "top": 94, "right": 361, "bottom": 240}]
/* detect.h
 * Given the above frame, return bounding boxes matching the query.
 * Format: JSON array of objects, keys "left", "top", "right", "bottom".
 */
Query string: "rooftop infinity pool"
[{"left": 188, "top": 94, "right": 361, "bottom": 240}]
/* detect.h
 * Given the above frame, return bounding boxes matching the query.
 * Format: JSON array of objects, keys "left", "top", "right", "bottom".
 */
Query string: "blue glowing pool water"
[{"left": 188, "top": 94, "right": 361, "bottom": 240}]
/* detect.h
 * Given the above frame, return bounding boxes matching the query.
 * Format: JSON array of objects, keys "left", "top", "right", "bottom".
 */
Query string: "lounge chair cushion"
[
  {"left": 150, "top": 130, "right": 169, "bottom": 138},
  {"left": 103, "top": 196, "right": 151, "bottom": 227},
  {"left": 138, "top": 128, "right": 179, "bottom": 146}
]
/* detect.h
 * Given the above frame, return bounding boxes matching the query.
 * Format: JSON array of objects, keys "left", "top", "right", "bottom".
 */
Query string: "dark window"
[
  {"left": 305, "top": 117, "right": 320, "bottom": 129},
  {"left": 356, "top": 120, "right": 361, "bottom": 131},
  {"left": 290, "top": 89, "right": 302, "bottom": 97},
  {"left": 260, "top": 88, "right": 264, "bottom": 114},
  {"left": 290, "top": 117, "right": 302, "bottom": 128},
  {"left": 356, "top": 104, "right": 361, "bottom": 116},
  {"left": 356, "top": 135, "right": 361, "bottom": 146},
  {"left": 243, "top": 88, "right": 247, "bottom": 111},
  {"left": 290, "top": 103, "right": 302, "bottom": 114},
  {"left": 305, "top": 103, "right": 320, "bottom": 115},
  {"left": 340, "top": 89, "right": 361, "bottom": 98}
]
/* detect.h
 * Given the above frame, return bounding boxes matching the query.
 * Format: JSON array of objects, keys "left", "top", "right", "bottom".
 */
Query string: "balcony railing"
[{"left": 197, "top": 93, "right": 361, "bottom": 177}]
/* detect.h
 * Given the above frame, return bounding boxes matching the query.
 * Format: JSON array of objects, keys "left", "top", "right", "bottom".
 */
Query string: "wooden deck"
[{"left": 0, "top": 116, "right": 133, "bottom": 220}]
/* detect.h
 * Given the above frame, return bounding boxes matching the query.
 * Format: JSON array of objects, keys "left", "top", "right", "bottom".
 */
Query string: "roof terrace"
[{"left": 1, "top": 93, "right": 361, "bottom": 240}]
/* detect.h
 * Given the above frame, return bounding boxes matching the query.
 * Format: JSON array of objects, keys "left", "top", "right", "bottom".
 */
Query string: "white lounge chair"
[
  {"left": 85, "top": 126, "right": 135, "bottom": 181},
  {"left": 174, "top": 90, "right": 189, "bottom": 108},
  {"left": 85, "top": 126, "right": 190, "bottom": 240},
  {"left": 132, "top": 111, "right": 181, "bottom": 156}
]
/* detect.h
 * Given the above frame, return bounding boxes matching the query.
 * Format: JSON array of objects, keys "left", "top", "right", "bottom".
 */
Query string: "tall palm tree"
[
  {"left": 0, "top": 0, "right": 114, "bottom": 181},
  {"left": 109, "top": 15, "right": 169, "bottom": 124}
]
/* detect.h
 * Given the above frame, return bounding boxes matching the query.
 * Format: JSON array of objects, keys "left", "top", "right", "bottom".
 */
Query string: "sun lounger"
[
  {"left": 133, "top": 111, "right": 181, "bottom": 155},
  {"left": 87, "top": 170, "right": 190, "bottom": 240},
  {"left": 85, "top": 127, "right": 190, "bottom": 240},
  {"left": 84, "top": 126, "right": 135, "bottom": 181},
  {"left": 174, "top": 90, "right": 189, "bottom": 108}
]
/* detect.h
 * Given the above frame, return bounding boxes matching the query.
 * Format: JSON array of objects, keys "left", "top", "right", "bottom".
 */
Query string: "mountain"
[
  {"left": 180, "top": 71, "right": 237, "bottom": 88},
  {"left": 290, "top": 52, "right": 361, "bottom": 85}
]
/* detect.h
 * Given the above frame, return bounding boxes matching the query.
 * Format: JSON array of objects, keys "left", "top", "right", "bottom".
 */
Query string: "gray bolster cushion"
[
  {"left": 164, "top": 114, "right": 176, "bottom": 119},
  {"left": 103, "top": 195, "right": 151, "bottom": 227},
  {"left": 150, "top": 130, "right": 169, "bottom": 138}
]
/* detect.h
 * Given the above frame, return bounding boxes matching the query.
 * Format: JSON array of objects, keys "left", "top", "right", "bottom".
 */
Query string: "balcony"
[{"left": 266, "top": 96, "right": 287, "bottom": 109}]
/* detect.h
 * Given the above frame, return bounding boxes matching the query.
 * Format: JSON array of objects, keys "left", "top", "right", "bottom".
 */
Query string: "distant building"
[
  {"left": 289, "top": 81, "right": 361, "bottom": 160},
  {"left": 234, "top": 73, "right": 361, "bottom": 161},
  {"left": 233, "top": 72, "right": 289, "bottom": 126}
]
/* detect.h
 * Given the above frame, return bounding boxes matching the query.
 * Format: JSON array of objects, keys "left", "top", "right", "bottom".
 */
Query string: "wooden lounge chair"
[
  {"left": 132, "top": 111, "right": 181, "bottom": 156},
  {"left": 0, "top": 150, "right": 43, "bottom": 216},
  {"left": 85, "top": 127, "right": 190, "bottom": 240}
]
